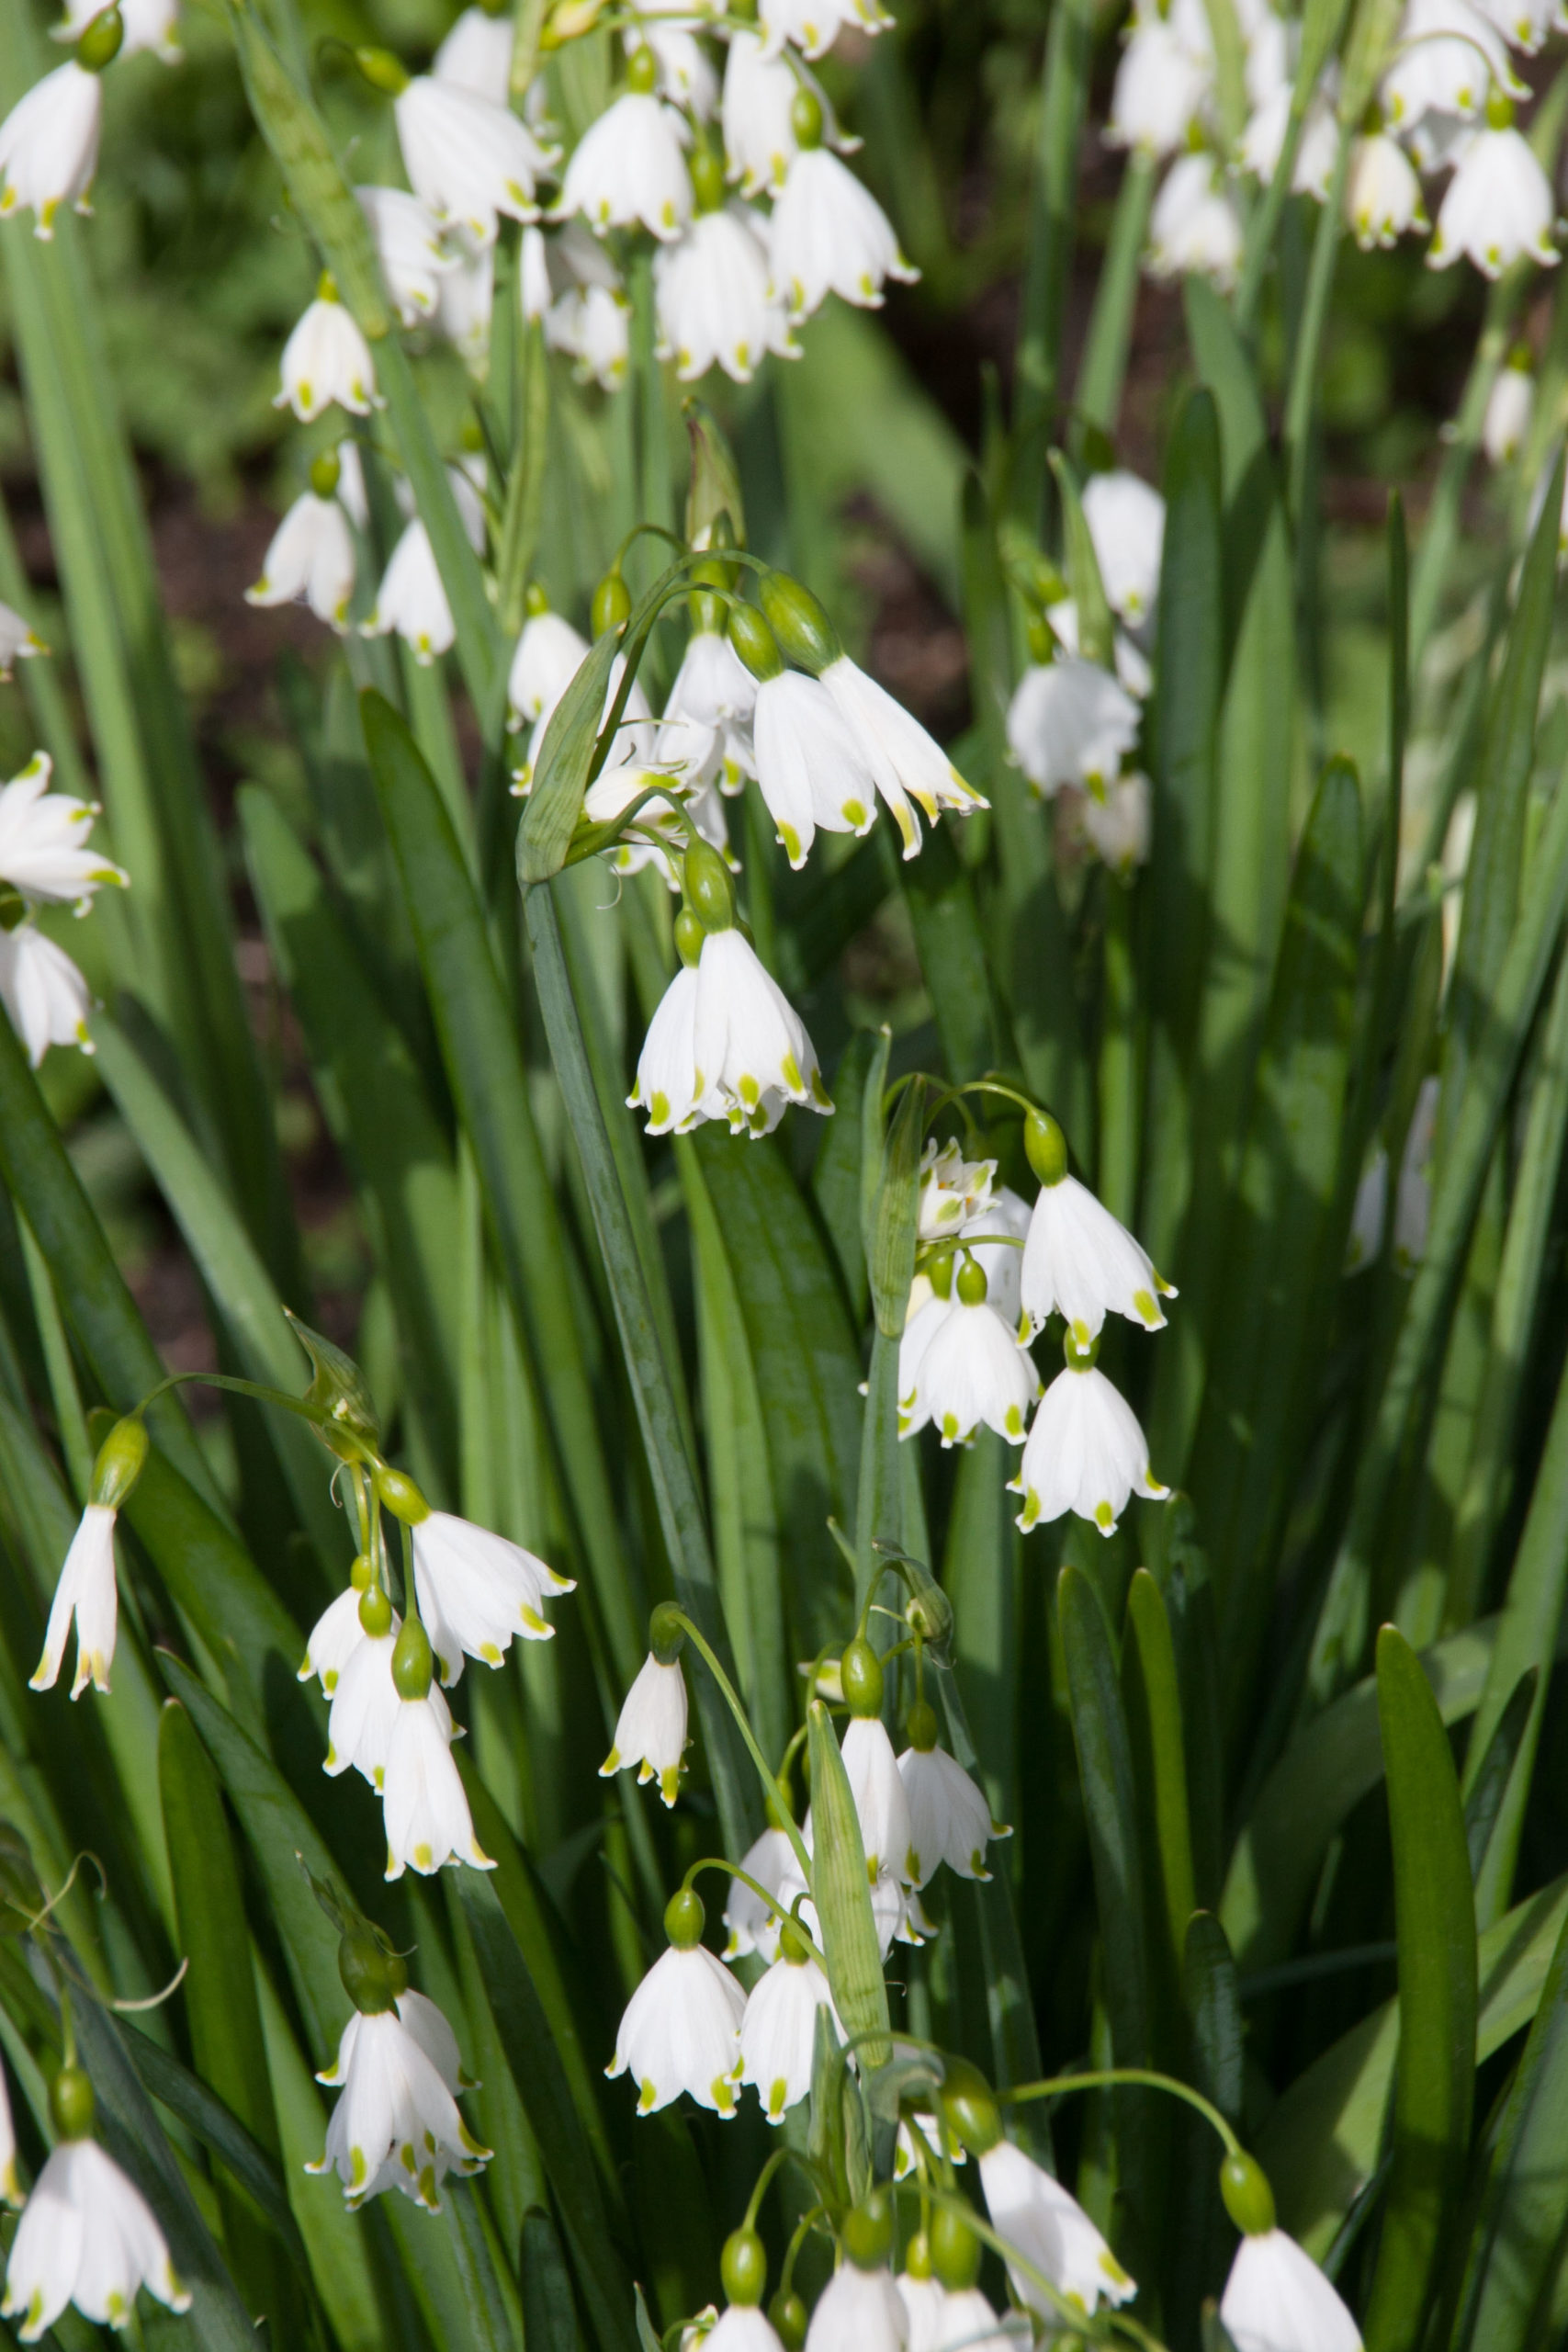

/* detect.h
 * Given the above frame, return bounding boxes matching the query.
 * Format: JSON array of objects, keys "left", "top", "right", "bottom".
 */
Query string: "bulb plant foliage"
[{"left": 1, "top": 0, "right": 1568, "bottom": 2343}]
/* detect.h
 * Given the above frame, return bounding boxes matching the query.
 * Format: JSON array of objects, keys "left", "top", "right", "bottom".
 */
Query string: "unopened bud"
[
  {"left": 663, "top": 1885, "right": 705, "bottom": 1949},
  {"left": 592, "top": 568, "right": 631, "bottom": 636},
  {"left": 938, "top": 2057, "right": 1001, "bottom": 2156},
  {"left": 89, "top": 1417, "right": 148, "bottom": 1511},
  {"left": 721, "top": 2228, "right": 767, "bottom": 2308},
  {"left": 1219, "top": 2150, "right": 1275, "bottom": 2238},
  {"left": 903, "top": 2232, "right": 933, "bottom": 2282},
  {"left": 1024, "top": 1108, "right": 1068, "bottom": 1188},
  {"left": 338, "top": 1925, "right": 406, "bottom": 2014},
  {"left": 841, "top": 2188, "right": 893, "bottom": 2272},
  {"left": 770, "top": 2291, "right": 807, "bottom": 2349},
  {"left": 390, "top": 1613, "right": 433, "bottom": 1701},
  {"left": 930, "top": 2204, "right": 982, "bottom": 2292},
  {"left": 906, "top": 1698, "right": 939, "bottom": 1752},
  {"left": 50, "top": 2064, "right": 95, "bottom": 2142},
  {"left": 310, "top": 448, "right": 343, "bottom": 501},
  {"left": 728, "top": 601, "right": 784, "bottom": 684},
  {"left": 674, "top": 908, "right": 705, "bottom": 968},
  {"left": 956, "top": 1257, "right": 987, "bottom": 1307},
  {"left": 626, "top": 40, "right": 660, "bottom": 92},
  {"left": 358, "top": 1582, "right": 393, "bottom": 1638},
  {"left": 789, "top": 85, "right": 824, "bottom": 153},
  {"left": 759, "top": 570, "right": 840, "bottom": 675},
  {"left": 374, "top": 1465, "right": 430, "bottom": 1524},
  {"left": 684, "top": 837, "right": 737, "bottom": 933},
  {"left": 75, "top": 5, "right": 123, "bottom": 71},
  {"left": 353, "top": 45, "right": 411, "bottom": 94},
  {"left": 649, "top": 1601, "right": 687, "bottom": 1666},
  {"left": 840, "top": 1635, "right": 883, "bottom": 1719},
  {"left": 690, "top": 142, "right": 727, "bottom": 213}
]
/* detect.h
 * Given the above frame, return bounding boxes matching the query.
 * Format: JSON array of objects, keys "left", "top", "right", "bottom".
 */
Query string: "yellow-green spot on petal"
[
  {"left": 107, "top": 2292, "right": 128, "bottom": 2321},
  {"left": 739, "top": 1074, "right": 761, "bottom": 1108},
  {"left": 322, "top": 1668, "right": 337, "bottom": 1693},
  {"left": 350, "top": 2147, "right": 368, "bottom": 2188},
  {"left": 650, "top": 1090, "right": 671, "bottom": 1124},
  {"left": 781, "top": 1052, "right": 803, "bottom": 1093},
  {"left": 713, "top": 2076, "right": 737, "bottom": 2114},
  {"left": 522, "top": 1605, "right": 551, "bottom": 1634},
  {"left": 480, "top": 1641, "right": 503, "bottom": 1665},
  {"left": 638, "top": 2077, "right": 659, "bottom": 2112},
  {"left": 297, "top": 379, "right": 312, "bottom": 411},
  {"left": 373, "top": 1766, "right": 385, "bottom": 1792},
  {"left": 769, "top": 2079, "right": 787, "bottom": 2119},
  {"left": 941, "top": 1412, "right": 959, "bottom": 1441},
  {"left": 324, "top": 1742, "right": 339, "bottom": 1768},
  {"left": 413, "top": 1840, "right": 434, "bottom": 1868},
  {"left": 400, "top": 2143, "right": 417, "bottom": 2174},
  {"left": 659, "top": 1764, "right": 681, "bottom": 1806},
  {"left": 1133, "top": 1289, "right": 1158, "bottom": 1325},
  {"left": 811, "top": 1071, "right": 834, "bottom": 1109},
  {"left": 1005, "top": 1405, "right": 1023, "bottom": 1436},
  {"left": 1094, "top": 1501, "right": 1114, "bottom": 1531},
  {"left": 1101, "top": 2254, "right": 1132, "bottom": 2286},
  {"left": 842, "top": 797, "right": 867, "bottom": 827},
  {"left": 1071, "top": 1317, "right": 1091, "bottom": 1347},
  {"left": 601, "top": 1744, "right": 622, "bottom": 1775},
  {"left": 419, "top": 2164, "right": 438, "bottom": 2206}
]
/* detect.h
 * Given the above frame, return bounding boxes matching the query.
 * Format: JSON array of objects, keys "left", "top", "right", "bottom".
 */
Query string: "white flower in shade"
[
  {"left": 558, "top": 93, "right": 692, "bottom": 241},
  {"left": 384, "top": 1692, "right": 494, "bottom": 1879},
  {"left": 1006, "top": 659, "right": 1141, "bottom": 798},
  {"left": 1020, "top": 1164, "right": 1174, "bottom": 1342},
  {"left": 769, "top": 146, "right": 917, "bottom": 320},
  {"left": 760, "top": 0, "right": 890, "bottom": 61},
  {"left": 356, "top": 186, "right": 452, "bottom": 325},
  {"left": 1080, "top": 772, "right": 1152, "bottom": 874},
  {"left": 298, "top": 1581, "right": 371, "bottom": 1694},
  {"left": 1012, "top": 1349, "right": 1169, "bottom": 1537},
  {"left": 608, "top": 1942, "right": 746, "bottom": 2115},
  {"left": 740, "top": 1942, "right": 840, "bottom": 2120},
  {"left": 1082, "top": 469, "right": 1165, "bottom": 629},
  {"left": 1428, "top": 112, "right": 1558, "bottom": 276},
  {"left": 665, "top": 628, "right": 758, "bottom": 741},
  {"left": 841, "top": 1715, "right": 913, "bottom": 1883},
  {"left": 520, "top": 222, "right": 552, "bottom": 322},
  {"left": 2, "top": 2138, "right": 190, "bottom": 2339},
  {"left": 0, "top": 63, "right": 101, "bottom": 239},
  {"left": 1346, "top": 1145, "right": 1388, "bottom": 1273},
  {"left": 822, "top": 654, "right": 985, "bottom": 842},
  {"left": 0, "top": 925, "right": 93, "bottom": 1067},
  {"left": 707, "top": 2310, "right": 786, "bottom": 2352},
  {"left": 436, "top": 239, "right": 496, "bottom": 371},
  {"left": 753, "top": 670, "right": 882, "bottom": 865},
  {"left": 365, "top": 523, "right": 453, "bottom": 663},
  {"left": 396, "top": 78, "right": 556, "bottom": 243},
  {"left": 1394, "top": 1074, "right": 1438, "bottom": 1269},
  {"left": 806, "top": 2259, "right": 908, "bottom": 2352},
  {"left": 602, "top": 1652, "right": 690, "bottom": 1805},
  {"left": 310, "top": 1992, "right": 491, "bottom": 2210},
  {"left": 898, "top": 1273, "right": 1038, "bottom": 1448},
  {"left": 722, "top": 31, "right": 854, "bottom": 193},
  {"left": 1043, "top": 595, "right": 1152, "bottom": 696},
  {"left": 546, "top": 282, "right": 632, "bottom": 387},
  {"left": 245, "top": 492, "right": 355, "bottom": 630},
  {"left": 432, "top": 6, "right": 514, "bottom": 99},
  {"left": 412, "top": 1512, "right": 575, "bottom": 1685},
  {"left": 0, "top": 601, "right": 43, "bottom": 678},
  {"left": 1474, "top": 0, "right": 1556, "bottom": 48},
  {"left": 656, "top": 203, "right": 796, "bottom": 382},
  {"left": 898, "top": 1736, "right": 1002, "bottom": 1887},
  {"left": 1219, "top": 2229, "right": 1361, "bottom": 2352},
  {"left": 1345, "top": 131, "right": 1427, "bottom": 247},
  {"left": 724, "top": 1824, "right": 796, "bottom": 1959},
  {"left": 1483, "top": 351, "right": 1534, "bottom": 462},
  {"left": 980, "top": 2142, "right": 1135, "bottom": 2319},
  {"left": 30, "top": 1503, "right": 117, "bottom": 1698},
  {"left": 899, "top": 2279, "right": 1020, "bottom": 2352},
  {"left": 276, "top": 287, "right": 376, "bottom": 423},
  {"left": 919, "top": 1141, "right": 996, "bottom": 1239},
  {"left": 1147, "top": 152, "right": 1244, "bottom": 288},
  {"left": 694, "top": 925, "right": 831, "bottom": 1132},
  {"left": 1382, "top": 0, "right": 1522, "bottom": 122},
  {"left": 1239, "top": 83, "right": 1338, "bottom": 198},
  {"left": 509, "top": 607, "right": 591, "bottom": 726},
  {"left": 1108, "top": 19, "right": 1213, "bottom": 156},
  {"left": 0, "top": 754, "right": 126, "bottom": 908}
]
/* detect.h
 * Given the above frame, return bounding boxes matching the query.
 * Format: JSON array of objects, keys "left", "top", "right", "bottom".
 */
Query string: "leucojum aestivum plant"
[{"left": 7, "top": 0, "right": 1568, "bottom": 2338}]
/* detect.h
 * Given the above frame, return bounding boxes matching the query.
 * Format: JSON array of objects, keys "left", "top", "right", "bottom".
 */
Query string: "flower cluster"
[{"left": 0, "top": 749, "right": 125, "bottom": 1071}]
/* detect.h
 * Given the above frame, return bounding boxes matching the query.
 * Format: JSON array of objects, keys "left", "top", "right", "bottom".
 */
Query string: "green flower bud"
[
  {"left": 770, "top": 2290, "right": 807, "bottom": 2349},
  {"left": 592, "top": 568, "right": 632, "bottom": 637},
  {"left": 840, "top": 1635, "right": 884, "bottom": 1720},
  {"left": 88, "top": 1416, "right": 148, "bottom": 1511},
  {"left": 1025, "top": 615, "right": 1055, "bottom": 665},
  {"left": 626, "top": 41, "right": 660, "bottom": 92},
  {"left": 691, "top": 142, "right": 727, "bottom": 214},
  {"left": 338, "top": 1925, "right": 405, "bottom": 2015},
  {"left": 1023, "top": 1109, "right": 1068, "bottom": 1188},
  {"left": 789, "top": 86, "right": 824, "bottom": 153},
  {"left": 1485, "top": 88, "right": 1515, "bottom": 130},
  {"left": 938, "top": 2058, "right": 1002, "bottom": 2157},
  {"left": 310, "top": 448, "right": 343, "bottom": 502},
  {"left": 928, "top": 1250, "right": 954, "bottom": 1302},
  {"left": 906, "top": 1699, "right": 939, "bottom": 1753},
  {"left": 390, "top": 1613, "right": 434, "bottom": 1701},
  {"left": 841, "top": 2188, "right": 894, "bottom": 2272},
  {"left": 50, "top": 2064, "right": 96, "bottom": 2142},
  {"left": 955, "top": 1258, "right": 987, "bottom": 1307},
  {"left": 76, "top": 6, "right": 124, "bottom": 72},
  {"left": 358, "top": 1582, "right": 393, "bottom": 1639},
  {"left": 722, "top": 2227, "right": 768, "bottom": 2307},
  {"left": 684, "top": 837, "right": 737, "bottom": 933},
  {"left": 664, "top": 1885, "right": 705, "bottom": 1949},
  {"left": 1063, "top": 1327, "right": 1100, "bottom": 1372},
  {"left": 675, "top": 908, "right": 706, "bottom": 968},
  {"left": 649, "top": 1601, "right": 687, "bottom": 1666},
  {"left": 374, "top": 1465, "right": 431, "bottom": 1524},
  {"left": 354, "top": 45, "right": 412, "bottom": 94},
  {"left": 930, "top": 2203, "right": 982, "bottom": 2293},
  {"left": 728, "top": 602, "right": 784, "bottom": 683},
  {"left": 903, "top": 2231, "right": 933, "bottom": 2282},
  {"left": 759, "top": 571, "right": 840, "bottom": 675},
  {"left": 525, "top": 580, "right": 550, "bottom": 616},
  {"left": 351, "top": 1552, "right": 375, "bottom": 1591},
  {"left": 1219, "top": 2150, "right": 1276, "bottom": 2238}
]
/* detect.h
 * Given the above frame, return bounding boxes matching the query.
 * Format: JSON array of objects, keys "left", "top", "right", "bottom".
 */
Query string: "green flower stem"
[
  {"left": 680, "top": 1859, "right": 826, "bottom": 1970},
  {"left": 778, "top": 2206, "right": 829, "bottom": 2297},
  {"left": 1001, "top": 2066, "right": 1242, "bottom": 2158},
  {"left": 664, "top": 1611, "right": 809, "bottom": 1884},
  {"left": 743, "top": 2144, "right": 829, "bottom": 2231}
]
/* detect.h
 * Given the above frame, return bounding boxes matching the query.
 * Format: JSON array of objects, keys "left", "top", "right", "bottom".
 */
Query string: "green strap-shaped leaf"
[
  {"left": 1122, "top": 1567, "right": 1197, "bottom": 2038},
  {"left": 519, "top": 629, "right": 622, "bottom": 884},
  {"left": 523, "top": 2205, "right": 586, "bottom": 2352},
  {"left": 1169, "top": 1911, "right": 1243, "bottom": 2323},
  {"left": 1361, "top": 1625, "right": 1477, "bottom": 2352},
  {"left": 898, "top": 825, "right": 1008, "bottom": 1085},
  {"left": 807, "top": 1699, "right": 893, "bottom": 2071},
  {"left": 118, "top": 2018, "right": 304, "bottom": 2265}
]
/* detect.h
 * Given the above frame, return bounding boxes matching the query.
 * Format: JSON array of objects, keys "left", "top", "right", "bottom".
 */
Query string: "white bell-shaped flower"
[
  {"left": 662, "top": 626, "right": 758, "bottom": 785},
  {"left": 1428, "top": 107, "right": 1558, "bottom": 277},
  {"left": 0, "top": 601, "right": 43, "bottom": 678},
  {"left": 432, "top": 6, "right": 514, "bottom": 98},
  {"left": 298, "top": 1580, "right": 371, "bottom": 1694},
  {"left": 694, "top": 923, "right": 831, "bottom": 1132},
  {"left": 707, "top": 2309, "right": 786, "bottom": 2352},
  {"left": 1043, "top": 594, "right": 1152, "bottom": 696},
  {"left": 558, "top": 91, "right": 693, "bottom": 242},
  {"left": 509, "top": 606, "right": 590, "bottom": 726},
  {"left": 365, "top": 521, "right": 454, "bottom": 663},
  {"left": 725, "top": 1823, "right": 796, "bottom": 1958},
  {"left": 1219, "top": 2227, "right": 1361, "bottom": 2352},
  {"left": 1080, "top": 771, "right": 1152, "bottom": 874},
  {"left": 608, "top": 1893, "right": 746, "bottom": 2115},
  {"left": 1382, "top": 0, "right": 1522, "bottom": 122},
  {"left": 979, "top": 2140, "right": 1134, "bottom": 2320},
  {"left": 822, "top": 653, "right": 985, "bottom": 840},
  {"left": 760, "top": 0, "right": 890, "bottom": 60},
  {"left": 1082, "top": 469, "right": 1165, "bottom": 629},
  {"left": 898, "top": 1261, "right": 1038, "bottom": 1448},
  {"left": 0, "top": 753, "right": 126, "bottom": 908},
  {"left": 1345, "top": 130, "right": 1427, "bottom": 247},
  {"left": 841, "top": 1714, "right": 912, "bottom": 1883},
  {"left": 1019, "top": 1163, "right": 1174, "bottom": 1344},
  {"left": 1473, "top": 0, "right": 1556, "bottom": 49},
  {"left": 899, "top": 2278, "right": 1020, "bottom": 2352},
  {"left": 2, "top": 2136, "right": 190, "bottom": 2339},
  {"left": 0, "top": 62, "right": 101, "bottom": 239},
  {"left": 0, "top": 925, "right": 93, "bottom": 1068},
  {"left": 602, "top": 1651, "right": 690, "bottom": 1805},
  {"left": 898, "top": 1725, "right": 1003, "bottom": 1887},
  {"left": 1483, "top": 349, "right": 1534, "bottom": 461},
  {"left": 395, "top": 76, "right": 556, "bottom": 243},
  {"left": 54, "top": 0, "right": 180, "bottom": 60},
  {"left": 806, "top": 2259, "right": 908, "bottom": 2352},
  {"left": 546, "top": 282, "right": 633, "bottom": 387},
  {"left": 383, "top": 1688, "right": 494, "bottom": 1879},
  {"left": 1012, "top": 1341, "right": 1169, "bottom": 1537},
  {"left": 30, "top": 1502, "right": 117, "bottom": 1698},
  {"left": 436, "top": 240, "right": 496, "bottom": 372},
  {"left": 740, "top": 1934, "right": 840, "bottom": 2120},
  {"left": 628, "top": 963, "right": 708, "bottom": 1136},
  {"left": 1108, "top": 19, "right": 1213, "bottom": 156},
  {"left": 412, "top": 1510, "right": 575, "bottom": 1685},
  {"left": 276, "top": 284, "right": 377, "bottom": 422},
  {"left": 1147, "top": 151, "right": 1244, "bottom": 288},
  {"left": 1239, "top": 81, "right": 1338, "bottom": 198},
  {"left": 324, "top": 1616, "right": 403, "bottom": 1786},
  {"left": 753, "top": 669, "right": 883, "bottom": 865},
  {"left": 1006, "top": 658, "right": 1140, "bottom": 798},
  {"left": 356, "top": 185, "right": 452, "bottom": 324},
  {"left": 656, "top": 202, "right": 796, "bottom": 382},
  {"left": 919, "top": 1140, "right": 995, "bottom": 1238},
  {"left": 520, "top": 222, "right": 552, "bottom": 322},
  {"left": 632, "top": 23, "right": 719, "bottom": 117},
  {"left": 722, "top": 31, "right": 853, "bottom": 193},
  {"left": 310, "top": 1993, "right": 491, "bottom": 2210},
  {"left": 246, "top": 492, "right": 355, "bottom": 630},
  {"left": 769, "top": 144, "right": 917, "bottom": 320}
]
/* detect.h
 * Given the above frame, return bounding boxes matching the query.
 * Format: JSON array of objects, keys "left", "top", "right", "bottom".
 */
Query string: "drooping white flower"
[
  {"left": 395, "top": 76, "right": 557, "bottom": 244},
  {"left": 1238, "top": 81, "right": 1339, "bottom": 198},
  {"left": 276, "top": 285, "right": 377, "bottom": 423},
  {"left": 822, "top": 654, "right": 985, "bottom": 842},
  {"left": 0, "top": 601, "right": 43, "bottom": 678},
  {"left": 919, "top": 1141, "right": 996, "bottom": 1239},
  {"left": 412, "top": 1511, "right": 575, "bottom": 1685},
  {"left": 957, "top": 1182, "right": 1031, "bottom": 1329},
  {"left": 664, "top": 627, "right": 758, "bottom": 741},
  {"left": 897, "top": 1272, "right": 1038, "bottom": 1448},
  {"left": 1146, "top": 152, "right": 1244, "bottom": 288},
  {"left": 1394, "top": 1073, "right": 1439, "bottom": 1268},
  {"left": 1108, "top": 18, "right": 1213, "bottom": 156},
  {"left": 759, "top": 0, "right": 890, "bottom": 61},
  {"left": 0, "top": 925, "right": 93, "bottom": 1067},
  {"left": 1483, "top": 349, "right": 1534, "bottom": 462},
  {"left": 740, "top": 1943, "right": 840, "bottom": 2120},
  {"left": 608, "top": 1942, "right": 747, "bottom": 2115},
  {"left": 558, "top": 92, "right": 693, "bottom": 242},
  {"left": 1012, "top": 1349, "right": 1169, "bottom": 1537},
  {"left": 1382, "top": 0, "right": 1523, "bottom": 123},
  {"left": 722, "top": 31, "right": 854, "bottom": 193},
  {"left": 365, "top": 523, "right": 454, "bottom": 662},
  {"left": 1082, "top": 470, "right": 1165, "bottom": 629},
  {"left": 706, "top": 2308, "right": 786, "bottom": 2352},
  {"left": 324, "top": 1619, "right": 403, "bottom": 1786},
  {"left": 1006, "top": 659, "right": 1141, "bottom": 798},
  {"left": 1473, "top": 0, "right": 1556, "bottom": 50},
  {"left": 546, "top": 282, "right": 633, "bottom": 387},
  {"left": 30, "top": 1503, "right": 118, "bottom": 1698},
  {"left": 2, "top": 2137, "right": 190, "bottom": 2339},
  {"left": 769, "top": 146, "right": 917, "bottom": 320},
  {"left": 753, "top": 670, "right": 883, "bottom": 865},
  {"left": 1345, "top": 131, "right": 1427, "bottom": 247},
  {"left": 383, "top": 1691, "right": 494, "bottom": 1879},
  {"left": 1043, "top": 595, "right": 1152, "bottom": 696},
  {"left": 841, "top": 1714, "right": 912, "bottom": 1883},
  {"left": 0, "top": 753, "right": 126, "bottom": 908},
  {"left": 1346, "top": 1145, "right": 1389, "bottom": 1273},
  {"left": 356, "top": 185, "right": 453, "bottom": 326},
  {"left": 520, "top": 222, "right": 552, "bottom": 322},
  {"left": 432, "top": 6, "right": 514, "bottom": 99},
  {"left": 54, "top": 0, "right": 181, "bottom": 58},
  {"left": 245, "top": 492, "right": 355, "bottom": 629},
  {"left": 806, "top": 2258, "right": 908, "bottom": 2352},
  {"left": 509, "top": 608, "right": 591, "bottom": 727},
  {"left": 725, "top": 1824, "right": 796, "bottom": 1960},
  {"left": 1219, "top": 2228, "right": 1361, "bottom": 2352},
  {"left": 310, "top": 1993, "right": 491, "bottom": 2210},
  {"left": 898, "top": 2278, "right": 1021, "bottom": 2352},
  {"left": 298, "top": 1581, "right": 372, "bottom": 1694},
  {"left": 435, "top": 239, "right": 496, "bottom": 371},
  {"left": 979, "top": 2140, "right": 1135, "bottom": 2321},
  {"left": 1080, "top": 771, "right": 1152, "bottom": 873},
  {"left": 898, "top": 1737, "right": 1001, "bottom": 1887},
  {"left": 1020, "top": 1159, "right": 1174, "bottom": 1342},
  {"left": 694, "top": 924, "right": 831, "bottom": 1132},
  {"left": 0, "top": 62, "right": 101, "bottom": 239},
  {"left": 627, "top": 963, "right": 706, "bottom": 1136},
  {"left": 1428, "top": 110, "right": 1558, "bottom": 277},
  {"left": 602, "top": 1652, "right": 690, "bottom": 1805},
  {"left": 632, "top": 23, "right": 719, "bottom": 118},
  {"left": 656, "top": 203, "right": 797, "bottom": 382}
]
